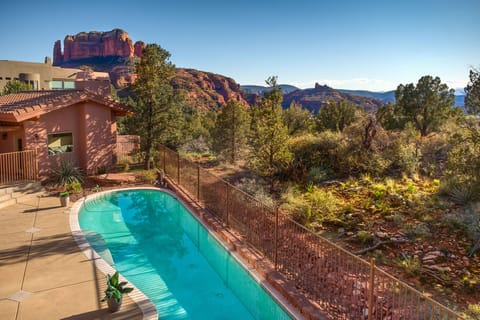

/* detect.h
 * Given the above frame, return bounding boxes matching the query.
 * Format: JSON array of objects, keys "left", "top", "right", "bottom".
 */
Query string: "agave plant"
[
  {"left": 101, "top": 272, "right": 133, "bottom": 303},
  {"left": 53, "top": 160, "right": 84, "bottom": 187}
]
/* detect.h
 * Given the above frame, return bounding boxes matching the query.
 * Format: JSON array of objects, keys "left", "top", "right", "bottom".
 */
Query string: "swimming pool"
[{"left": 77, "top": 188, "right": 295, "bottom": 319}]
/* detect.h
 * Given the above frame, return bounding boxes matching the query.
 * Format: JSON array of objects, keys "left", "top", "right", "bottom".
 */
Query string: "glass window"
[
  {"left": 50, "top": 80, "right": 63, "bottom": 89},
  {"left": 63, "top": 81, "right": 75, "bottom": 89},
  {"left": 47, "top": 132, "right": 73, "bottom": 155}
]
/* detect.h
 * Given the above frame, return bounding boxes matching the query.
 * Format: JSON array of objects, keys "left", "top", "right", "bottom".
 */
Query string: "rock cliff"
[
  {"left": 172, "top": 68, "right": 249, "bottom": 110},
  {"left": 53, "top": 29, "right": 145, "bottom": 65}
]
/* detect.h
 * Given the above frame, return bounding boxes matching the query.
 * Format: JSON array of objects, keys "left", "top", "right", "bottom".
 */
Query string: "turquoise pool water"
[{"left": 78, "top": 189, "right": 293, "bottom": 320}]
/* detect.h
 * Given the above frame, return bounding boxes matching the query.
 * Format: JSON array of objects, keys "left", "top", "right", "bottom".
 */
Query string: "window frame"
[{"left": 47, "top": 132, "right": 74, "bottom": 155}]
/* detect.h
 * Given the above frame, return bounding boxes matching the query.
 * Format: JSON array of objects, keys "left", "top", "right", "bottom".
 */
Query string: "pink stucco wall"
[
  {"left": 22, "top": 101, "right": 117, "bottom": 179},
  {"left": 0, "top": 127, "right": 25, "bottom": 153}
]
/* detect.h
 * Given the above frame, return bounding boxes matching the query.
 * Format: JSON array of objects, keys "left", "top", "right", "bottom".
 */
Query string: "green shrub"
[
  {"left": 307, "top": 166, "right": 332, "bottom": 184},
  {"left": 281, "top": 186, "right": 344, "bottom": 227},
  {"left": 234, "top": 177, "right": 276, "bottom": 208},
  {"left": 396, "top": 254, "right": 422, "bottom": 277},
  {"left": 462, "top": 303, "right": 480, "bottom": 320},
  {"left": 66, "top": 181, "right": 82, "bottom": 193},
  {"left": 97, "top": 166, "right": 108, "bottom": 175},
  {"left": 403, "top": 222, "right": 432, "bottom": 240},
  {"left": 135, "top": 170, "right": 156, "bottom": 183},
  {"left": 357, "top": 230, "right": 374, "bottom": 245}
]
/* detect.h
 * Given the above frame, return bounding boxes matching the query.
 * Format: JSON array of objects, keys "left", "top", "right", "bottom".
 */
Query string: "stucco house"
[{"left": 0, "top": 90, "right": 131, "bottom": 180}]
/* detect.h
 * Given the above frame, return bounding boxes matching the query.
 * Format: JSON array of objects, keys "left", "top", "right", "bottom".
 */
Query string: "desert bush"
[
  {"left": 446, "top": 119, "right": 480, "bottom": 186},
  {"left": 396, "top": 254, "right": 422, "bottom": 277},
  {"left": 178, "top": 136, "right": 212, "bottom": 160},
  {"left": 134, "top": 170, "right": 156, "bottom": 183},
  {"left": 281, "top": 186, "right": 344, "bottom": 227},
  {"left": 443, "top": 204, "right": 480, "bottom": 255},
  {"left": 462, "top": 303, "right": 480, "bottom": 320},
  {"left": 288, "top": 132, "right": 343, "bottom": 179},
  {"left": 402, "top": 222, "right": 432, "bottom": 240},
  {"left": 307, "top": 166, "right": 332, "bottom": 184},
  {"left": 234, "top": 177, "right": 276, "bottom": 208}
]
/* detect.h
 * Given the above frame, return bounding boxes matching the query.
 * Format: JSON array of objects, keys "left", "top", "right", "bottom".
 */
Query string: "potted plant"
[
  {"left": 101, "top": 271, "right": 133, "bottom": 312},
  {"left": 59, "top": 191, "right": 70, "bottom": 207}
]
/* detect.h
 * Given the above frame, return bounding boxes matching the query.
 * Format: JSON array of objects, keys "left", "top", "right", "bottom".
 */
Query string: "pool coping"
[
  {"left": 70, "top": 186, "right": 307, "bottom": 320},
  {"left": 70, "top": 188, "right": 158, "bottom": 320}
]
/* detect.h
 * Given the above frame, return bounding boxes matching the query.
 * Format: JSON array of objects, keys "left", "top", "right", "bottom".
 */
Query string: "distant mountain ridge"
[
  {"left": 336, "top": 88, "right": 464, "bottom": 107},
  {"left": 282, "top": 83, "right": 383, "bottom": 113},
  {"left": 241, "top": 84, "right": 299, "bottom": 95},
  {"left": 336, "top": 89, "right": 396, "bottom": 104}
]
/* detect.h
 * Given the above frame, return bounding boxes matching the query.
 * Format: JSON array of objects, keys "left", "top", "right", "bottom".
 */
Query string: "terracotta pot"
[{"left": 107, "top": 296, "right": 122, "bottom": 312}]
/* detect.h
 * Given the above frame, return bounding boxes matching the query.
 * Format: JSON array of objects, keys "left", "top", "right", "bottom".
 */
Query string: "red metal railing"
[
  {"left": 158, "top": 144, "right": 464, "bottom": 319},
  {"left": 0, "top": 149, "right": 38, "bottom": 185}
]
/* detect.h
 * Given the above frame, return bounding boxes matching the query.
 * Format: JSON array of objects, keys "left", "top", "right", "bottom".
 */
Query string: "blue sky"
[{"left": 1, "top": 0, "right": 478, "bottom": 91}]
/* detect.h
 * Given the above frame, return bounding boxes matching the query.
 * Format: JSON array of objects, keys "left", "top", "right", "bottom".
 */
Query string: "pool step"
[{"left": 0, "top": 182, "right": 44, "bottom": 209}]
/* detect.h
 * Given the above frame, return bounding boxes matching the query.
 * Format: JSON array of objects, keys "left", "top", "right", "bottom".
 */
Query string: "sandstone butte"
[{"left": 53, "top": 29, "right": 145, "bottom": 65}]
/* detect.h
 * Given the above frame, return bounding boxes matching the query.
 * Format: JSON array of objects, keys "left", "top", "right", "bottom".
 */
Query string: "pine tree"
[
  {"left": 465, "top": 68, "right": 480, "bottom": 116},
  {"left": 212, "top": 100, "right": 250, "bottom": 164},
  {"left": 126, "top": 44, "right": 184, "bottom": 169},
  {"left": 250, "top": 76, "right": 292, "bottom": 184}
]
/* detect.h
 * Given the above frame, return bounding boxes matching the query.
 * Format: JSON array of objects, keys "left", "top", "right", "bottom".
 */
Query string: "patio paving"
[{"left": 0, "top": 192, "right": 143, "bottom": 320}]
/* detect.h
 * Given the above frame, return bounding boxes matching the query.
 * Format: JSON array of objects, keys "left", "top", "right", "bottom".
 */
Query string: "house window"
[
  {"left": 63, "top": 81, "right": 75, "bottom": 89},
  {"left": 50, "top": 80, "right": 63, "bottom": 89},
  {"left": 47, "top": 132, "right": 73, "bottom": 155},
  {"left": 50, "top": 80, "right": 76, "bottom": 90}
]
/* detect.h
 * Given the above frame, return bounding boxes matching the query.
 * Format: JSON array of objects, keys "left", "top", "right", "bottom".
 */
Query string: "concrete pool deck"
[{"left": 0, "top": 192, "right": 144, "bottom": 320}]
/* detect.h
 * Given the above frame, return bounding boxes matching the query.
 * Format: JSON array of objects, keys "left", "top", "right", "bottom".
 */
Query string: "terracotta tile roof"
[{"left": 0, "top": 90, "right": 132, "bottom": 123}]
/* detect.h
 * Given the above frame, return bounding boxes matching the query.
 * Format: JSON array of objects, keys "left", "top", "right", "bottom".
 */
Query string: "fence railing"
[
  {"left": 0, "top": 149, "right": 38, "bottom": 185},
  {"left": 116, "top": 135, "right": 141, "bottom": 164},
  {"left": 157, "top": 144, "right": 464, "bottom": 320}
]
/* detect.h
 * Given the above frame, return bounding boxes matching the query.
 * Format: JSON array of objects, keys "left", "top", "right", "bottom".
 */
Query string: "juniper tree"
[
  {"left": 316, "top": 99, "right": 357, "bottom": 132},
  {"left": 283, "top": 101, "right": 315, "bottom": 136},
  {"left": 465, "top": 68, "right": 480, "bottom": 116},
  {"left": 395, "top": 75, "right": 455, "bottom": 137},
  {"left": 212, "top": 99, "right": 250, "bottom": 164},
  {"left": 250, "top": 76, "right": 292, "bottom": 186}
]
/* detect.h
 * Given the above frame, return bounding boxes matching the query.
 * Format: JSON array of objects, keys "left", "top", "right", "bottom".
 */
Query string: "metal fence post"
[
  {"left": 162, "top": 146, "right": 166, "bottom": 173},
  {"left": 368, "top": 257, "right": 376, "bottom": 320},
  {"left": 34, "top": 148, "right": 39, "bottom": 180},
  {"left": 274, "top": 207, "right": 279, "bottom": 270},
  {"left": 197, "top": 166, "right": 200, "bottom": 201},
  {"left": 177, "top": 153, "right": 180, "bottom": 184},
  {"left": 225, "top": 183, "right": 229, "bottom": 227}
]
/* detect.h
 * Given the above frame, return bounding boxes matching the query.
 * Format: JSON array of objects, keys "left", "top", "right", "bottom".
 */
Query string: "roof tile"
[{"left": 0, "top": 90, "right": 131, "bottom": 122}]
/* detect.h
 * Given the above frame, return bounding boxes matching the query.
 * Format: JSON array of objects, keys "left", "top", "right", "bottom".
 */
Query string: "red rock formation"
[
  {"left": 172, "top": 68, "right": 249, "bottom": 110},
  {"left": 53, "top": 29, "right": 139, "bottom": 66},
  {"left": 53, "top": 40, "right": 63, "bottom": 65},
  {"left": 134, "top": 41, "right": 146, "bottom": 58}
]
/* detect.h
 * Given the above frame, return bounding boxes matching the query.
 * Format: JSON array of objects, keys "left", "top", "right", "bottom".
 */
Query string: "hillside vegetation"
[{"left": 121, "top": 44, "right": 480, "bottom": 317}]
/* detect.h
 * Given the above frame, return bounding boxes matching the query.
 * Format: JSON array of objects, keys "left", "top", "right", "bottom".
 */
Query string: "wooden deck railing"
[{"left": 0, "top": 149, "right": 38, "bottom": 185}]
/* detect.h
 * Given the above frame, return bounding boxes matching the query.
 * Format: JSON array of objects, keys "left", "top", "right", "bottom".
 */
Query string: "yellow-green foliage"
[
  {"left": 135, "top": 170, "right": 156, "bottom": 183},
  {"left": 463, "top": 304, "right": 480, "bottom": 320},
  {"left": 282, "top": 186, "right": 343, "bottom": 227},
  {"left": 396, "top": 255, "right": 422, "bottom": 277},
  {"left": 66, "top": 181, "right": 82, "bottom": 193}
]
